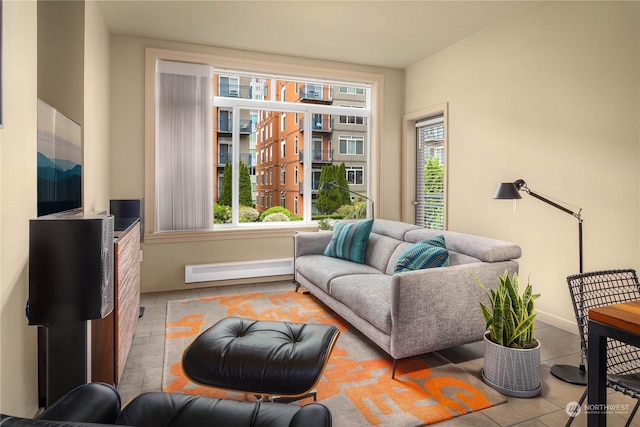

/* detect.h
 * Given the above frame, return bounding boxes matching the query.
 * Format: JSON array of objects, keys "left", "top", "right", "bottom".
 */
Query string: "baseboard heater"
[{"left": 185, "top": 258, "right": 294, "bottom": 284}]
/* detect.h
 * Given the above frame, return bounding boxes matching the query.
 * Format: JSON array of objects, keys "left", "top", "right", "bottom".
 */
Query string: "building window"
[
  {"left": 294, "top": 196, "right": 298, "bottom": 215},
  {"left": 280, "top": 166, "right": 286, "bottom": 185},
  {"left": 339, "top": 86, "right": 365, "bottom": 95},
  {"left": 339, "top": 136, "right": 364, "bottom": 155},
  {"left": 346, "top": 166, "right": 364, "bottom": 185},
  {"left": 219, "top": 75, "right": 239, "bottom": 97},
  {"left": 294, "top": 165, "right": 298, "bottom": 185},
  {"left": 280, "top": 113, "right": 286, "bottom": 132}
]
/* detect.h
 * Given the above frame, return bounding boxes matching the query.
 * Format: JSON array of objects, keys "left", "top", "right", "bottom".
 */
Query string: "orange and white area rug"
[{"left": 163, "top": 290, "right": 506, "bottom": 426}]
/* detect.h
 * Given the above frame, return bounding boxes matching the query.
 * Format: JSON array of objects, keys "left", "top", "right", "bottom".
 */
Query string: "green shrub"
[
  {"left": 262, "top": 212, "right": 291, "bottom": 222},
  {"left": 213, "top": 204, "right": 231, "bottom": 224},
  {"left": 318, "top": 218, "right": 331, "bottom": 230},
  {"left": 239, "top": 206, "right": 260, "bottom": 223},
  {"left": 259, "top": 206, "right": 292, "bottom": 221},
  {"left": 336, "top": 204, "right": 357, "bottom": 217},
  {"left": 345, "top": 201, "right": 367, "bottom": 219}
]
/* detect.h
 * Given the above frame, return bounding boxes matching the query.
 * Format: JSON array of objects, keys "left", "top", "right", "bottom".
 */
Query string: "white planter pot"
[{"left": 482, "top": 332, "right": 542, "bottom": 398}]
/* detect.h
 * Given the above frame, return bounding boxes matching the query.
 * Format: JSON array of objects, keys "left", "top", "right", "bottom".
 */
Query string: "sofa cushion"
[
  {"left": 371, "top": 219, "right": 421, "bottom": 240},
  {"left": 296, "top": 255, "right": 381, "bottom": 293},
  {"left": 324, "top": 219, "right": 374, "bottom": 264},
  {"left": 364, "top": 233, "right": 404, "bottom": 273},
  {"left": 393, "top": 236, "right": 450, "bottom": 273},
  {"left": 329, "top": 274, "right": 393, "bottom": 334}
]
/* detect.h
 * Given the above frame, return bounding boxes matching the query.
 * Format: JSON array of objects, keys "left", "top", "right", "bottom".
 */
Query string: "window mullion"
[
  {"left": 302, "top": 109, "right": 313, "bottom": 222},
  {"left": 231, "top": 106, "right": 241, "bottom": 225}
]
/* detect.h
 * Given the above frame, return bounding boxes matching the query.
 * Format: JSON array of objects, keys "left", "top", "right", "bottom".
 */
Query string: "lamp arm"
[
  {"left": 525, "top": 190, "right": 581, "bottom": 221},
  {"left": 520, "top": 183, "right": 583, "bottom": 273},
  {"left": 330, "top": 182, "right": 374, "bottom": 204}
]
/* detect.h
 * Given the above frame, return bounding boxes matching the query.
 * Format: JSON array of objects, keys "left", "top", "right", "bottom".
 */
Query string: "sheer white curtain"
[{"left": 155, "top": 60, "right": 213, "bottom": 231}]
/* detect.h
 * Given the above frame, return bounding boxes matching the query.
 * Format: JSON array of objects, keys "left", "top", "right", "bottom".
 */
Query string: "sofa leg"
[
  {"left": 391, "top": 359, "right": 397, "bottom": 379},
  {"left": 294, "top": 281, "right": 300, "bottom": 292}
]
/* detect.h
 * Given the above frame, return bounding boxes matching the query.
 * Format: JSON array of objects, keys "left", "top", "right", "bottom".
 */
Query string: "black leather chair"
[{"left": 0, "top": 383, "right": 332, "bottom": 427}]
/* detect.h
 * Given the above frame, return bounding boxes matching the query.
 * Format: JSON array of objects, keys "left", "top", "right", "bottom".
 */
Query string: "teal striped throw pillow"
[
  {"left": 323, "top": 219, "right": 374, "bottom": 264},
  {"left": 394, "top": 235, "right": 450, "bottom": 273}
]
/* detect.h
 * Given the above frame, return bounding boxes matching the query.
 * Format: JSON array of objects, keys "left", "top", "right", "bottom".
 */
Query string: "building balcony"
[
  {"left": 298, "top": 180, "right": 321, "bottom": 195},
  {"left": 217, "top": 118, "right": 253, "bottom": 134},
  {"left": 299, "top": 117, "right": 333, "bottom": 133},
  {"left": 299, "top": 85, "right": 333, "bottom": 104},
  {"left": 217, "top": 84, "right": 267, "bottom": 100},
  {"left": 217, "top": 152, "right": 253, "bottom": 166},
  {"left": 298, "top": 149, "right": 333, "bottom": 164}
]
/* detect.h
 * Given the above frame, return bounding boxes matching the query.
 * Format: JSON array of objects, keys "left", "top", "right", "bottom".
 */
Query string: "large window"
[{"left": 146, "top": 49, "right": 380, "bottom": 237}]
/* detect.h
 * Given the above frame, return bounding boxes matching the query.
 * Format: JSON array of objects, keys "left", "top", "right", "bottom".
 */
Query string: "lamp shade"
[{"left": 493, "top": 182, "right": 523, "bottom": 200}]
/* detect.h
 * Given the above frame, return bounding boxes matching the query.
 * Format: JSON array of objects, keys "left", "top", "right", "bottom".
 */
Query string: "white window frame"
[
  {"left": 339, "top": 135, "right": 364, "bottom": 155},
  {"left": 346, "top": 166, "right": 364, "bottom": 185},
  {"left": 339, "top": 86, "right": 365, "bottom": 95}
]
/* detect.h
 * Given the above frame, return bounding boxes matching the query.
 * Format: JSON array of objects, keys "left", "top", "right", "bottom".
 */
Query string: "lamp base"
[{"left": 550, "top": 364, "right": 587, "bottom": 386}]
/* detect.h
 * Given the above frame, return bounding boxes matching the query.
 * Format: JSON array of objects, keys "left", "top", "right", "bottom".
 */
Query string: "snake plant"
[{"left": 472, "top": 271, "right": 540, "bottom": 349}]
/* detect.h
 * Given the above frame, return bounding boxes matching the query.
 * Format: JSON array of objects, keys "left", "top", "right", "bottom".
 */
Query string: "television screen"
[{"left": 37, "top": 99, "right": 82, "bottom": 216}]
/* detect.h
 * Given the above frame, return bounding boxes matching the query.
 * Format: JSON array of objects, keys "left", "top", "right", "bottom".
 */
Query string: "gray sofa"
[{"left": 294, "top": 219, "right": 521, "bottom": 376}]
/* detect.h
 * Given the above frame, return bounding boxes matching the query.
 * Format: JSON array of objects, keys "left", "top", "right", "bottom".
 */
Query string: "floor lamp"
[
  {"left": 320, "top": 181, "right": 375, "bottom": 218},
  {"left": 494, "top": 179, "right": 586, "bottom": 386}
]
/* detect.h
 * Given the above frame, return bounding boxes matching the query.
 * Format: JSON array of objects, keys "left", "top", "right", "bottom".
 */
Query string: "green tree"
[
  {"left": 317, "top": 163, "right": 351, "bottom": 213},
  {"left": 218, "top": 163, "right": 232, "bottom": 206},
  {"left": 218, "top": 161, "right": 253, "bottom": 207},
  {"left": 238, "top": 161, "right": 253, "bottom": 206}
]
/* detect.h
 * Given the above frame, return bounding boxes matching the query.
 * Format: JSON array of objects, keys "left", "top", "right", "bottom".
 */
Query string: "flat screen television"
[{"left": 37, "top": 99, "right": 82, "bottom": 216}]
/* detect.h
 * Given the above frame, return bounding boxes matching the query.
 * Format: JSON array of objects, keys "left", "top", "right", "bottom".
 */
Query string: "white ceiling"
[{"left": 97, "top": 0, "right": 535, "bottom": 69}]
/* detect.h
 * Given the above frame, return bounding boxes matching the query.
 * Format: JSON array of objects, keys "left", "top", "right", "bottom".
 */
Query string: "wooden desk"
[{"left": 587, "top": 301, "right": 640, "bottom": 426}]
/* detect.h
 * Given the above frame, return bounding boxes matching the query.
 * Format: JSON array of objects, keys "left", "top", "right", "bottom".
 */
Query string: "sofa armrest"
[
  {"left": 36, "top": 383, "right": 121, "bottom": 425},
  {"left": 388, "top": 261, "right": 519, "bottom": 359},
  {"left": 294, "top": 231, "right": 332, "bottom": 257}
]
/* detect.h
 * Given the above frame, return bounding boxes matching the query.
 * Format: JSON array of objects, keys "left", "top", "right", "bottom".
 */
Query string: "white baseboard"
[{"left": 536, "top": 309, "right": 578, "bottom": 334}]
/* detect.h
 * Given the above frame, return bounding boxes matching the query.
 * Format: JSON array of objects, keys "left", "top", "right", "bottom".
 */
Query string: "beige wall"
[
  {"left": 109, "top": 35, "right": 405, "bottom": 292},
  {"left": 83, "top": 1, "right": 111, "bottom": 212},
  {"left": 405, "top": 1, "right": 640, "bottom": 329},
  {"left": 0, "top": 0, "right": 112, "bottom": 416},
  {"left": 37, "top": 0, "right": 84, "bottom": 124},
  {"left": 1, "top": 0, "right": 38, "bottom": 417}
]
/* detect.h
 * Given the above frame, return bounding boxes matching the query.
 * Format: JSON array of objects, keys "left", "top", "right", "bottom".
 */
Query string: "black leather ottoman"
[{"left": 182, "top": 317, "right": 340, "bottom": 400}]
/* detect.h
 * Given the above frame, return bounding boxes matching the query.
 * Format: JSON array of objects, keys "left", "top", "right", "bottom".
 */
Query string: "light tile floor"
[{"left": 117, "top": 281, "right": 640, "bottom": 426}]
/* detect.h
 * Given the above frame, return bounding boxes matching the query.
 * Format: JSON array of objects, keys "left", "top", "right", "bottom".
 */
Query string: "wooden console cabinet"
[{"left": 92, "top": 221, "right": 141, "bottom": 385}]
